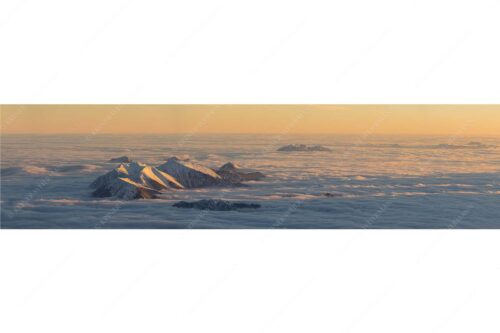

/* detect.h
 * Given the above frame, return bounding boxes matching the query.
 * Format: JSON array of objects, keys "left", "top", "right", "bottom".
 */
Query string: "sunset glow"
[{"left": 2, "top": 105, "right": 499, "bottom": 136}]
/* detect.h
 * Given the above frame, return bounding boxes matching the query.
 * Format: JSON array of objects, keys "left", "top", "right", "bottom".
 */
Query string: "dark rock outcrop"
[
  {"left": 323, "top": 192, "right": 343, "bottom": 198},
  {"left": 173, "top": 199, "right": 261, "bottom": 211}
]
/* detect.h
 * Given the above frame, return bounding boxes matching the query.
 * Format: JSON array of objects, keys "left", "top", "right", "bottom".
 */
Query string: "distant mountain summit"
[
  {"left": 90, "top": 158, "right": 266, "bottom": 200},
  {"left": 277, "top": 144, "right": 331, "bottom": 152}
]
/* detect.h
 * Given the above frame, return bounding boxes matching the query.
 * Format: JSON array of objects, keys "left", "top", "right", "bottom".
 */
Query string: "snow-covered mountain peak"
[
  {"left": 90, "top": 158, "right": 265, "bottom": 199},
  {"left": 90, "top": 161, "right": 183, "bottom": 199},
  {"left": 157, "top": 158, "right": 222, "bottom": 188}
]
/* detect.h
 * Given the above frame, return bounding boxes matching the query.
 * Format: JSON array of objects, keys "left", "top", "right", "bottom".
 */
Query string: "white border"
[
  {"left": 1, "top": 230, "right": 500, "bottom": 333},
  {"left": 1, "top": 0, "right": 499, "bottom": 103}
]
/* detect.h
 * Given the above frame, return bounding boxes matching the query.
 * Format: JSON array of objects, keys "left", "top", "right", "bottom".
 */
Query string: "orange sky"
[{"left": 1, "top": 105, "right": 499, "bottom": 136}]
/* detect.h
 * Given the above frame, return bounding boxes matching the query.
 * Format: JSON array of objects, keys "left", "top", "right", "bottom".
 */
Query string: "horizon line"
[{"left": 2, "top": 132, "right": 500, "bottom": 137}]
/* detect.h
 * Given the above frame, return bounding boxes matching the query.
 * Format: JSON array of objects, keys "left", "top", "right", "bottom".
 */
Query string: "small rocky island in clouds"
[
  {"left": 108, "top": 156, "right": 132, "bottom": 163},
  {"left": 90, "top": 156, "right": 266, "bottom": 200},
  {"left": 277, "top": 144, "right": 332, "bottom": 152},
  {"left": 216, "top": 162, "right": 265, "bottom": 182}
]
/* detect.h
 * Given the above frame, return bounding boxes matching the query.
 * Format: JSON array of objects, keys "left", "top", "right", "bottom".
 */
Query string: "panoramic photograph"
[{"left": 1, "top": 105, "right": 499, "bottom": 229}]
